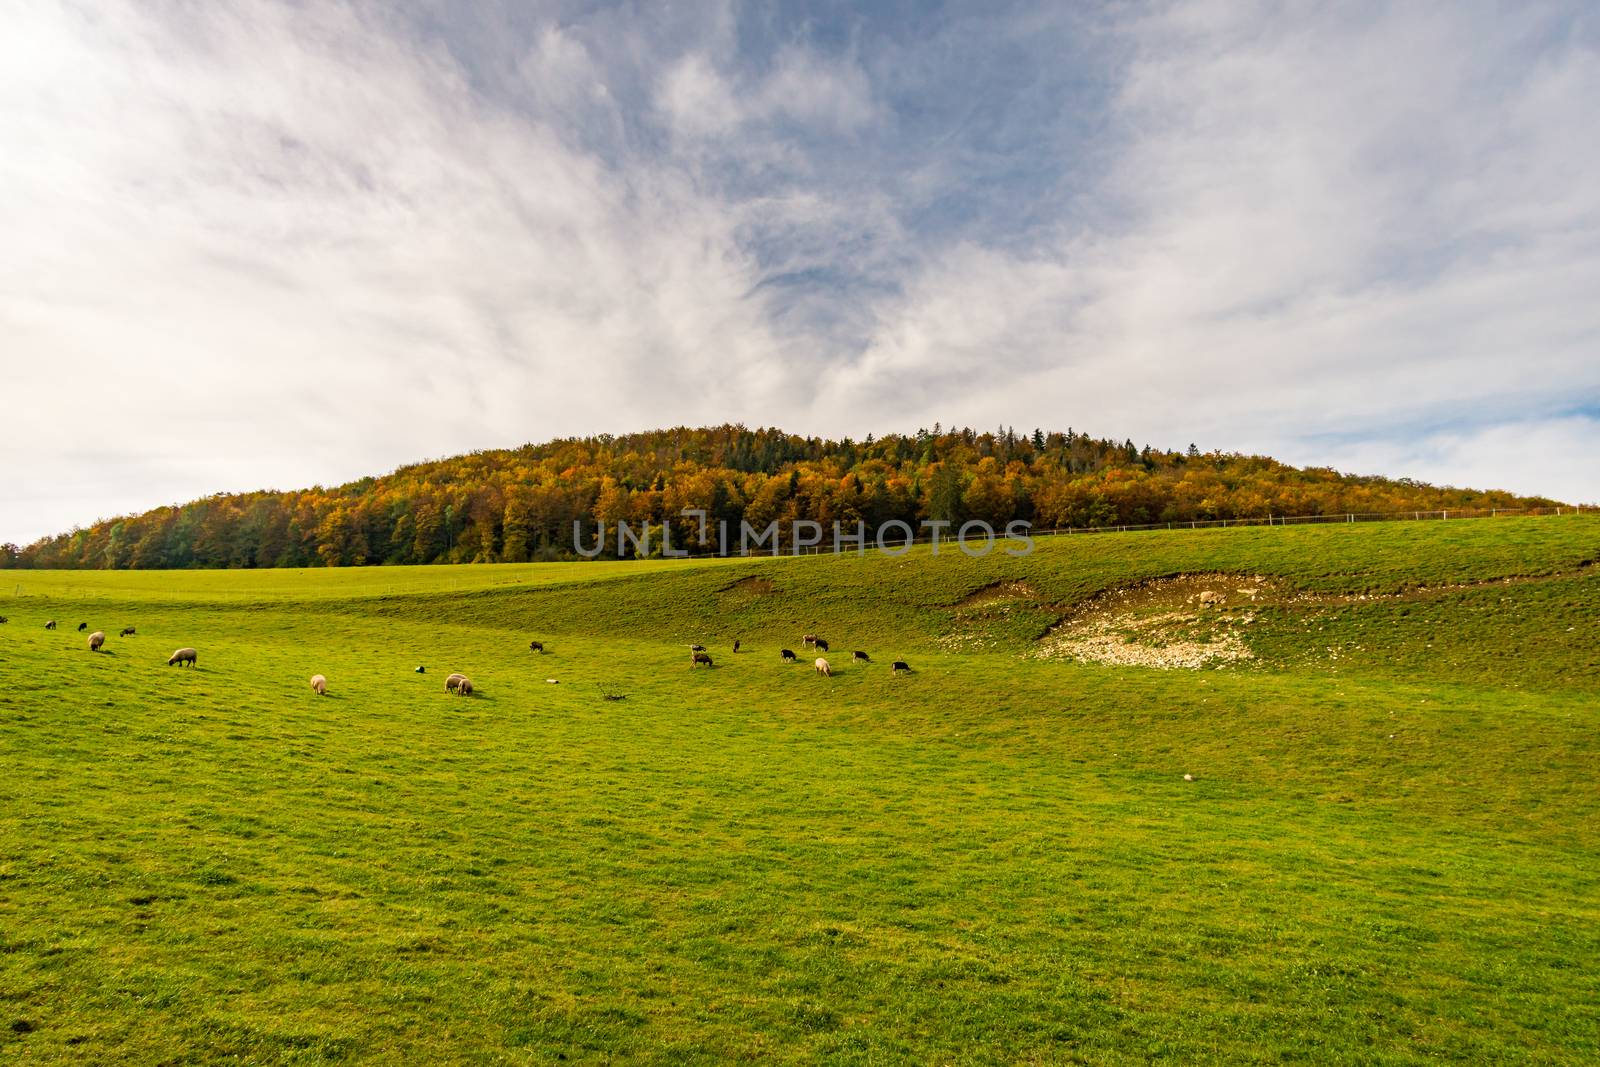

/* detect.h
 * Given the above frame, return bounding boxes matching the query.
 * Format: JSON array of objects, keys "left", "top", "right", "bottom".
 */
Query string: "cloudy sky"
[{"left": 3, "top": 0, "right": 1597, "bottom": 544}]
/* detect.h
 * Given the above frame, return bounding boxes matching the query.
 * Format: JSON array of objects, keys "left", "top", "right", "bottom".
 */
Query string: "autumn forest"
[{"left": 1, "top": 425, "right": 1564, "bottom": 569}]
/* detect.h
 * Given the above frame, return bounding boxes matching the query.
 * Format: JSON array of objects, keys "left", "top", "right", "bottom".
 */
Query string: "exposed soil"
[
  {"left": 1026, "top": 563, "right": 1596, "bottom": 670},
  {"left": 952, "top": 579, "right": 1042, "bottom": 609},
  {"left": 716, "top": 575, "right": 778, "bottom": 597},
  {"left": 1033, "top": 575, "right": 1269, "bottom": 669}
]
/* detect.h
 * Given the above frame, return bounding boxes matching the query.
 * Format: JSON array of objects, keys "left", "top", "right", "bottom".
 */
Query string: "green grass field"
[{"left": 2, "top": 517, "right": 1598, "bottom": 1063}]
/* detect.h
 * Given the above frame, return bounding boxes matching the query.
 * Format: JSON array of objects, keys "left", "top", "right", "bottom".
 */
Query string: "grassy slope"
[{"left": 1, "top": 516, "right": 1597, "bottom": 1064}]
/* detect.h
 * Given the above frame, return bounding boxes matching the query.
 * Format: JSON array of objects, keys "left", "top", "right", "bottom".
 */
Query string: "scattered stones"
[{"left": 1033, "top": 575, "right": 1270, "bottom": 669}]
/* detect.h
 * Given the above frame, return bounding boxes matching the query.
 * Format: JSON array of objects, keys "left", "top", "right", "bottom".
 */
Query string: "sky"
[{"left": 2, "top": 0, "right": 1598, "bottom": 545}]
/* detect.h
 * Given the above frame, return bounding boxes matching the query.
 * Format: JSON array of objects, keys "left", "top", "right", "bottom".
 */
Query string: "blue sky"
[{"left": 2, "top": 0, "right": 1597, "bottom": 544}]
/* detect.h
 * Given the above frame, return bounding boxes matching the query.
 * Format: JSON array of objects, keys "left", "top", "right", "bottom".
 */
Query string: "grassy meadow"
[{"left": 2, "top": 516, "right": 1598, "bottom": 1063}]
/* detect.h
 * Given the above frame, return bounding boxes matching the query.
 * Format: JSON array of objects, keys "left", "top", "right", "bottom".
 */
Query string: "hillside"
[
  {"left": 2, "top": 424, "right": 1566, "bottom": 570},
  {"left": 2, "top": 516, "right": 1597, "bottom": 1060}
]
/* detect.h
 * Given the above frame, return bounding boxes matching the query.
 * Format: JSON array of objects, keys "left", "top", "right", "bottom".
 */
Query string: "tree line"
[{"left": 0, "top": 424, "right": 1561, "bottom": 569}]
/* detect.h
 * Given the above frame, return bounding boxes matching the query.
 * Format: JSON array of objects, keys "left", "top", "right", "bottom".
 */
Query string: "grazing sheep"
[
  {"left": 78, "top": 622, "right": 88, "bottom": 632},
  {"left": 0, "top": 615, "right": 8, "bottom": 624},
  {"left": 45, "top": 620, "right": 56, "bottom": 630},
  {"left": 528, "top": 640, "right": 544, "bottom": 653},
  {"left": 852, "top": 650, "right": 870, "bottom": 663},
  {"left": 456, "top": 678, "right": 474, "bottom": 696},
  {"left": 780, "top": 648, "right": 796, "bottom": 662},
  {"left": 445, "top": 672, "right": 467, "bottom": 692},
  {"left": 167, "top": 647, "right": 197, "bottom": 667},
  {"left": 814, "top": 638, "right": 829, "bottom": 653},
  {"left": 415, "top": 666, "right": 426, "bottom": 673},
  {"left": 310, "top": 674, "right": 327, "bottom": 696},
  {"left": 689, "top": 643, "right": 706, "bottom": 652},
  {"left": 733, "top": 639, "right": 741, "bottom": 653},
  {"left": 87, "top": 631, "right": 105, "bottom": 652},
  {"left": 1197, "top": 591, "right": 1221, "bottom": 607},
  {"left": 802, "top": 634, "right": 818, "bottom": 646},
  {"left": 814, "top": 658, "right": 831, "bottom": 676},
  {"left": 691, "top": 651, "right": 714, "bottom": 668},
  {"left": 891, "top": 660, "right": 911, "bottom": 674},
  {"left": 120, "top": 627, "right": 135, "bottom": 637}
]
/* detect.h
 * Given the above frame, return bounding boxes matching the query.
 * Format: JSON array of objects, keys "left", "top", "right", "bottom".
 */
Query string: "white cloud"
[
  {"left": 829, "top": 0, "right": 1600, "bottom": 498},
  {"left": 1, "top": 1, "right": 1596, "bottom": 545},
  {"left": 1300, "top": 415, "right": 1600, "bottom": 506},
  {"left": 0, "top": 1, "right": 803, "bottom": 542}
]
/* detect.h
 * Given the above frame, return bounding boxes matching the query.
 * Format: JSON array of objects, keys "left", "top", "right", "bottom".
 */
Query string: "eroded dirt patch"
[
  {"left": 716, "top": 575, "right": 778, "bottom": 597},
  {"left": 936, "top": 579, "right": 1057, "bottom": 650},
  {"left": 1034, "top": 574, "right": 1274, "bottom": 669},
  {"left": 954, "top": 579, "right": 1042, "bottom": 609}
]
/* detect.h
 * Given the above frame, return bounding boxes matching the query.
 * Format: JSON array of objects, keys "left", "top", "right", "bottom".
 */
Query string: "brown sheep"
[
  {"left": 456, "top": 678, "right": 474, "bottom": 696},
  {"left": 802, "top": 633, "right": 817, "bottom": 646},
  {"left": 691, "top": 651, "right": 714, "bottom": 668},
  {"left": 87, "top": 631, "right": 105, "bottom": 652},
  {"left": 814, "top": 657, "right": 831, "bottom": 676},
  {"left": 445, "top": 672, "right": 467, "bottom": 692},
  {"left": 120, "top": 627, "right": 136, "bottom": 637},
  {"left": 310, "top": 674, "right": 327, "bottom": 696},
  {"left": 167, "top": 647, "right": 197, "bottom": 667},
  {"left": 528, "top": 640, "right": 544, "bottom": 653}
]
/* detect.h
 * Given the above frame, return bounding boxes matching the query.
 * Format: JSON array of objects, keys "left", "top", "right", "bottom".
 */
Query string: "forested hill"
[{"left": 2, "top": 425, "right": 1563, "bottom": 569}]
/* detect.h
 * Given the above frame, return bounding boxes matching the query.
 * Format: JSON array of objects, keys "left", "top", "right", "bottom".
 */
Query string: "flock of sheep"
[
  {"left": 695, "top": 633, "right": 911, "bottom": 677},
  {"left": 12, "top": 616, "right": 197, "bottom": 666},
  {"left": 7, "top": 614, "right": 910, "bottom": 701}
]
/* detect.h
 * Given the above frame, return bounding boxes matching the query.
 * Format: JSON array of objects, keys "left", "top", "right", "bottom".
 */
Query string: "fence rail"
[
  {"left": 5, "top": 507, "right": 1591, "bottom": 583},
  {"left": 757, "top": 504, "right": 1592, "bottom": 556},
  {"left": 1033, "top": 503, "right": 1588, "bottom": 538}
]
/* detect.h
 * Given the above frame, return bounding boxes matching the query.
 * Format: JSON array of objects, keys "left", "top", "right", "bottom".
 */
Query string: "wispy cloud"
[{"left": 2, "top": 1, "right": 1595, "bottom": 543}]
